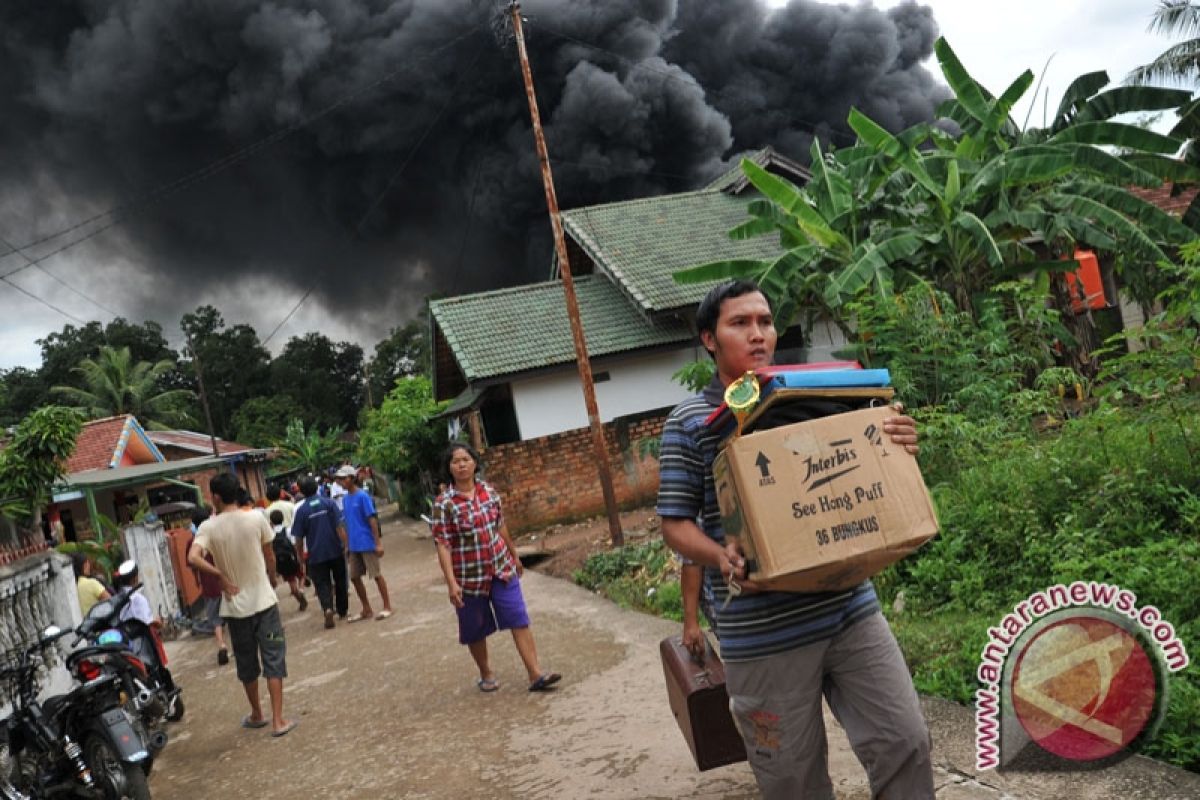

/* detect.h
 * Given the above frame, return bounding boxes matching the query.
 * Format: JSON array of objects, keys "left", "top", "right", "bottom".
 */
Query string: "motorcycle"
[
  {"left": 79, "top": 584, "right": 182, "bottom": 738},
  {"left": 73, "top": 598, "right": 168, "bottom": 762},
  {"left": 0, "top": 623, "right": 151, "bottom": 799}
]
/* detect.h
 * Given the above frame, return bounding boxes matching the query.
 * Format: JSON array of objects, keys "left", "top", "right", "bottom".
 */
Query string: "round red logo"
[{"left": 1011, "top": 615, "right": 1159, "bottom": 761}]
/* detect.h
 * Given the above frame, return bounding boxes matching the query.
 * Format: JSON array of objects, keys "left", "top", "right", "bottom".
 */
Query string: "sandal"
[
  {"left": 241, "top": 715, "right": 269, "bottom": 729},
  {"left": 528, "top": 672, "right": 562, "bottom": 692},
  {"left": 477, "top": 677, "right": 500, "bottom": 693},
  {"left": 347, "top": 613, "right": 373, "bottom": 623},
  {"left": 375, "top": 610, "right": 392, "bottom": 621}
]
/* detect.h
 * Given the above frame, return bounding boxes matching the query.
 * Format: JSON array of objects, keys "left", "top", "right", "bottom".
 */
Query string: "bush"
[{"left": 573, "top": 537, "right": 684, "bottom": 620}]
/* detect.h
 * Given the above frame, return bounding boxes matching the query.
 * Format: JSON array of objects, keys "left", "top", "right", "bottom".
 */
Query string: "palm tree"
[
  {"left": 1128, "top": 1, "right": 1200, "bottom": 86},
  {"left": 51, "top": 345, "right": 196, "bottom": 430}
]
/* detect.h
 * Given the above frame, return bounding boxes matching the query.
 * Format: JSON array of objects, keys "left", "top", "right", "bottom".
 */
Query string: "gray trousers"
[{"left": 725, "top": 612, "right": 934, "bottom": 800}]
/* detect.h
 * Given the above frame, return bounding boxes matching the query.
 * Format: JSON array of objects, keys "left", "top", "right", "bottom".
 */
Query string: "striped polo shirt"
[{"left": 656, "top": 379, "right": 880, "bottom": 663}]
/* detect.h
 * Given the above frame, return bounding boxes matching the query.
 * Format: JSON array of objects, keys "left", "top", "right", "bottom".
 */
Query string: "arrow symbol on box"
[{"left": 755, "top": 452, "right": 771, "bottom": 478}]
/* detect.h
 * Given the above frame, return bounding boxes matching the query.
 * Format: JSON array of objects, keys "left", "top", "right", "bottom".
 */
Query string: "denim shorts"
[{"left": 455, "top": 576, "right": 531, "bottom": 645}]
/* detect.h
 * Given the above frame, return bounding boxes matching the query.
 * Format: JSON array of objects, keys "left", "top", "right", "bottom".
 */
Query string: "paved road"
[{"left": 147, "top": 514, "right": 1200, "bottom": 799}]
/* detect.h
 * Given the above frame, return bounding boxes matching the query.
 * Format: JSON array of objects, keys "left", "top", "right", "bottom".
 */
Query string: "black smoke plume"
[{"left": 0, "top": 0, "right": 947, "bottom": 335}]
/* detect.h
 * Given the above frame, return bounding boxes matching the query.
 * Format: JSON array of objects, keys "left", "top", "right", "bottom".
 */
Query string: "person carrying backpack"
[{"left": 270, "top": 509, "right": 307, "bottom": 612}]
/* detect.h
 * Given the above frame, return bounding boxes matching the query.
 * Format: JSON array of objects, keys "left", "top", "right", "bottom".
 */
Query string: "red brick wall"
[{"left": 481, "top": 410, "right": 668, "bottom": 532}]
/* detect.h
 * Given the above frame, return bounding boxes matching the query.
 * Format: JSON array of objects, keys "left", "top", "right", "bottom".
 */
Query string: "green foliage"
[
  {"left": 356, "top": 376, "right": 447, "bottom": 516},
  {"left": 0, "top": 406, "right": 84, "bottom": 522},
  {"left": 274, "top": 418, "right": 350, "bottom": 475},
  {"left": 270, "top": 332, "right": 365, "bottom": 430},
  {"left": 366, "top": 318, "right": 431, "bottom": 407},
  {"left": 56, "top": 538, "right": 126, "bottom": 582},
  {"left": 232, "top": 395, "right": 307, "bottom": 448},
  {"left": 676, "top": 38, "right": 1196, "bottom": 373},
  {"left": 182, "top": 305, "right": 271, "bottom": 439},
  {"left": 671, "top": 359, "right": 715, "bottom": 393},
  {"left": 573, "top": 537, "right": 684, "bottom": 621},
  {"left": 50, "top": 345, "right": 196, "bottom": 430}
]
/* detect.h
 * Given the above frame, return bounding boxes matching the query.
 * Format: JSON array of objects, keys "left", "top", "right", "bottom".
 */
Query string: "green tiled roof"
[
  {"left": 429, "top": 275, "right": 692, "bottom": 382},
  {"left": 561, "top": 189, "right": 784, "bottom": 314}
]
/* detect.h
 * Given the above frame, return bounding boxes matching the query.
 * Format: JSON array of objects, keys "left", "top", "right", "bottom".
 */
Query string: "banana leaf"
[
  {"left": 1063, "top": 181, "right": 1196, "bottom": 243},
  {"left": 1049, "top": 121, "right": 1182, "bottom": 154},
  {"left": 1051, "top": 71, "right": 1110, "bottom": 131},
  {"left": 1073, "top": 86, "right": 1193, "bottom": 125},
  {"left": 824, "top": 232, "right": 924, "bottom": 303},
  {"left": 935, "top": 38, "right": 991, "bottom": 124},
  {"left": 673, "top": 258, "right": 767, "bottom": 285}
]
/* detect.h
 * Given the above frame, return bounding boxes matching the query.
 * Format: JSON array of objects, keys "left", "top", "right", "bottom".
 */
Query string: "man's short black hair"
[
  {"left": 299, "top": 476, "right": 318, "bottom": 497},
  {"left": 696, "top": 279, "right": 768, "bottom": 342},
  {"left": 269, "top": 509, "right": 284, "bottom": 525},
  {"left": 210, "top": 472, "right": 239, "bottom": 505},
  {"left": 696, "top": 278, "right": 768, "bottom": 359},
  {"left": 190, "top": 505, "right": 211, "bottom": 527}
]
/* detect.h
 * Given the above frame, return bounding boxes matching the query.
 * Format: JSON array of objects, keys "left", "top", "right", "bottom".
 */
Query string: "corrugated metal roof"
[{"left": 429, "top": 274, "right": 692, "bottom": 381}]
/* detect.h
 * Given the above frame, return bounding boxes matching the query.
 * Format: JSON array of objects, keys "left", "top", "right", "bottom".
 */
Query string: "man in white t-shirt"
[{"left": 189, "top": 472, "right": 296, "bottom": 737}]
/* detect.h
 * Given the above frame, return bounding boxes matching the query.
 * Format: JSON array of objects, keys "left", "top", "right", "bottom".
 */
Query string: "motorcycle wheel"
[
  {"left": 165, "top": 694, "right": 184, "bottom": 723},
  {"left": 83, "top": 734, "right": 151, "bottom": 800}
]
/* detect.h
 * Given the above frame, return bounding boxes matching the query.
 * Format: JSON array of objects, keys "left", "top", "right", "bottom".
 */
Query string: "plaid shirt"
[{"left": 432, "top": 481, "right": 517, "bottom": 596}]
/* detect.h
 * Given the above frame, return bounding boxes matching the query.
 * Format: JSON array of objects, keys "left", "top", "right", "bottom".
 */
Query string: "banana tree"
[{"left": 676, "top": 37, "right": 1197, "bottom": 374}]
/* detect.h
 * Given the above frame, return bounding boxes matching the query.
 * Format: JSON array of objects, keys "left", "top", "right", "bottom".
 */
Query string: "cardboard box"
[{"left": 713, "top": 405, "right": 938, "bottom": 593}]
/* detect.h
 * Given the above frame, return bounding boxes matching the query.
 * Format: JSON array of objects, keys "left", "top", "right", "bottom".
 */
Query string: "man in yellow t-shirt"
[
  {"left": 189, "top": 473, "right": 296, "bottom": 738},
  {"left": 72, "top": 553, "right": 109, "bottom": 617}
]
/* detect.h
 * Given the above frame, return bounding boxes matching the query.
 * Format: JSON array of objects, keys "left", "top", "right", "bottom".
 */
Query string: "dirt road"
[{"left": 147, "top": 513, "right": 1200, "bottom": 799}]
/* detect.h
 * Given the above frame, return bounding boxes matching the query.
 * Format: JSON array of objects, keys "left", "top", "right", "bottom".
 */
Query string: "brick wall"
[{"left": 481, "top": 409, "right": 668, "bottom": 532}]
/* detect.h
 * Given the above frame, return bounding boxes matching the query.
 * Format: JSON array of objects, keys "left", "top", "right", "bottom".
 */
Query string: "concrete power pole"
[{"left": 508, "top": 2, "right": 623, "bottom": 547}]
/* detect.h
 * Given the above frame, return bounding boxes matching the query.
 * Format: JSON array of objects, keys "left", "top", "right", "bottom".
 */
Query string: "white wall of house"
[
  {"left": 511, "top": 346, "right": 703, "bottom": 440},
  {"left": 798, "top": 317, "right": 850, "bottom": 363}
]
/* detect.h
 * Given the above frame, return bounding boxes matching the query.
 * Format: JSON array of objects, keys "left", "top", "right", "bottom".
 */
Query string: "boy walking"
[
  {"left": 188, "top": 473, "right": 297, "bottom": 737},
  {"left": 335, "top": 465, "right": 392, "bottom": 622}
]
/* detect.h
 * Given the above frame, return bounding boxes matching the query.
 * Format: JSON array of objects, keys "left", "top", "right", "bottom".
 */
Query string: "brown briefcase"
[{"left": 659, "top": 635, "right": 748, "bottom": 771}]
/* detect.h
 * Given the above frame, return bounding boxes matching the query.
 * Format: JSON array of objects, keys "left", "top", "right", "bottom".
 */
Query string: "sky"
[{"left": 0, "top": 0, "right": 1183, "bottom": 371}]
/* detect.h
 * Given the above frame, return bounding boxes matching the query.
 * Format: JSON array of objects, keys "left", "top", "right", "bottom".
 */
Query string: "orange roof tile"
[
  {"left": 65, "top": 415, "right": 133, "bottom": 474},
  {"left": 1127, "top": 182, "right": 1199, "bottom": 217}
]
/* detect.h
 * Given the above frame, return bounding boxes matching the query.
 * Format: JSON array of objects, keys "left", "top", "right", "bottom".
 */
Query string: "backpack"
[{"left": 272, "top": 527, "right": 300, "bottom": 575}]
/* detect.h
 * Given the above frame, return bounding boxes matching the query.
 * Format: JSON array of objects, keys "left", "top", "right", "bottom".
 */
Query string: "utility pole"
[
  {"left": 509, "top": 2, "right": 623, "bottom": 546},
  {"left": 364, "top": 362, "right": 375, "bottom": 409},
  {"left": 186, "top": 335, "right": 222, "bottom": 459}
]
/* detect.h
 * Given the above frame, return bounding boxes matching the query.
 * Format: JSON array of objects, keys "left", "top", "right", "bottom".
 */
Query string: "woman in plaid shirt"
[{"left": 432, "top": 443, "right": 562, "bottom": 693}]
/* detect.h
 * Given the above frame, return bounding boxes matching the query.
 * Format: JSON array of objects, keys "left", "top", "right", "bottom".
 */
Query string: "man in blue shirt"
[
  {"left": 335, "top": 465, "right": 393, "bottom": 622},
  {"left": 658, "top": 280, "right": 933, "bottom": 799},
  {"left": 291, "top": 476, "right": 349, "bottom": 630}
]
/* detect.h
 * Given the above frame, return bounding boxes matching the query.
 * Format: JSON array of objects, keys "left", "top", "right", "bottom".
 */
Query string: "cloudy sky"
[{"left": 0, "top": 0, "right": 1182, "bottom": 371}]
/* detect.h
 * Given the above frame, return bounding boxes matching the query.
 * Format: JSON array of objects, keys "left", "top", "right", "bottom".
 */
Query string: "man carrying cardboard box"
[{"left": 658, "top": 280, "right": 933, "bottom": 799}]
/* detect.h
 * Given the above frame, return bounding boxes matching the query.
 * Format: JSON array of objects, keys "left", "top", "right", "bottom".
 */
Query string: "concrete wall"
[
  {"left": 510, "top": 347, "right": 700, "bottom": 440},
  {"left": 121, "top": 521, "right": 181, "bottom": 623},
  {"left": 0, "top": 551, "right": 83, "bottom": 708},
  {"left": 482, "top": 411, "right": 667, "bottom": 532}
]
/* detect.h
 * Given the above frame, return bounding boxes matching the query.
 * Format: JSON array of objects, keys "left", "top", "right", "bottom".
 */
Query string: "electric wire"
[
  {"left": 0, "top": 233, "right": 121, "bottom": 319},
  {"left": 261, "top": 35, "right": 489, "bottom": 348},
  {"left": 0, "top": 275, "right": 86, "bottom": 324}
]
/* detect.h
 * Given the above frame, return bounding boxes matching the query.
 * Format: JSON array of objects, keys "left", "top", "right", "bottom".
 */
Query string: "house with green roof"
[{"left": 429, "top": 147, "right": 851, "bottom": 448}]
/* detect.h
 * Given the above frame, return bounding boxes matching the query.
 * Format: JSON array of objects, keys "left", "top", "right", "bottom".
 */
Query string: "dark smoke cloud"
[{"left": 0, "top": 0, "right": 946, "bottom": 338}]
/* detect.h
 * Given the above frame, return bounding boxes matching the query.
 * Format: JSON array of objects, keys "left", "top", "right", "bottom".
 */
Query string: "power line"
[
  {"left": 0, "top": 275, "right": 87, "bottom": 324},
  {"left": 0, "top": 233, "right": 121, "bottom": 319},
  {"left": 262, "top": 36, "right": 489, "bottom": 348},
  {"left": 524, "top": 17, "right": 859, "bottom": 148},
  {"left": 0, "top": 23, "right": 487, "bottom": 284}
]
